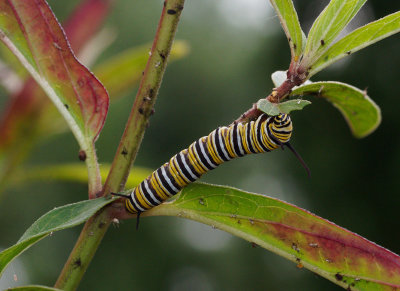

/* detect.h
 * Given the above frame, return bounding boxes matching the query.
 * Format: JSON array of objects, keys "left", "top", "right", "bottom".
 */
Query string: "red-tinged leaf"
[
  {"left": 149, "top": 183, "right": 400, "bottom": 290},
  {"left": 0, "top": 0, "right": 111, "bottom": 193},
  {"left": 0, "top": 0, "right": 109, "bottom": 143}
]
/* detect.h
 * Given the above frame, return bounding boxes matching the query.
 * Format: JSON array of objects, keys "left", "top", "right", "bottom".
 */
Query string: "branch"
[
  {"left": 235, "top": 63, "right": 307, "bottom": 123},
  {"left": 54, "top": 1, "right": 186, "bottom": 289}
]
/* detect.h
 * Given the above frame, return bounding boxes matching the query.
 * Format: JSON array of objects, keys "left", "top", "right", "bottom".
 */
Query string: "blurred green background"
[{"left": 0, "top": 0, "right": 399, "bottom": 290}]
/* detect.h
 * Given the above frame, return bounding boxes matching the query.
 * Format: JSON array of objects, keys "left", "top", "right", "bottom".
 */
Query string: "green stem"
[
  {"left": 54, "top": 1, "right": 185, "bottom": 289},
  {"left": 103, "top": 0, "right": 185, "bottom": 195},
  {"left": 85, "top": 142, "right": 102, "bottom": 198}
]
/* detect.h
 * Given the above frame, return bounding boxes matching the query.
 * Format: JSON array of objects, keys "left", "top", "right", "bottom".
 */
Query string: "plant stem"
[
  {"left": 54, "top": 208, "right": 112, "bottom": 290},
  {"left": 54, "top": 1, "right": 185, "bottom": 289},
  {"left": 103, "top": 0, "right": 185, "bottom": 195},
  {"left": 235, "top": 65, "right": 306, "bottom": 123}
]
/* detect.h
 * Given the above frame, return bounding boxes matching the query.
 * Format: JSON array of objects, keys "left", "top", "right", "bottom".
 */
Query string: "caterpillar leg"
[{"left": 111, "top": 192, "right": 142, "bottom": 230}]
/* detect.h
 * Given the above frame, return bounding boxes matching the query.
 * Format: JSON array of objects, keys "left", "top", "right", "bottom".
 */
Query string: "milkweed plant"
[{"left": 0, "top": 0, "right": 399, "bottom": 290}]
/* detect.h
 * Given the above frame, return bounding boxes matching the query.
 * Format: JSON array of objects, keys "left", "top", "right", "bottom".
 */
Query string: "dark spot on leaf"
[
  {"left": 237, "top": 219, "right": 241, "bottom": 224},
  {"left": 321, "top": 39, "right": 325, "bottom": 46},
  {"left": 199, "top": 198, "right": 204, "bottom": 205},
  {"left": 138, "top": 108, "right": 144, "bottom": 114},
  {"left": 347, "top": 287, "right": 352, "bottom": 291},
  {"left": 167, "top": 9, "right": 177, "bottom": 14},
  {"left": 73, "top": 258, "right": 82, "bottom": 268},
  {"left": 251, "top": 242, "right": 258, "bottom": 248},
  {"left": 335, "top": 273, "right": 343, "bottom": 281},
  {"left": 149, "top": 88, "right": 155, "bottom": 98},
  {"left": 296, "top": 258, "right": 303, "bottom": 269},
  {"left": 78, "top": 150, "right": 86, "bottom": 161},
  {"left": 99, "top": 222, "right": 106, "bottom": 229},
  {"left": 293, "top": 43, "right": 297, "bottom": 50},
  {"left": 64, "top": 104, "right": 69, "bottom": 110},
  {"left": 122, "top": 147, "right": 128, "bottom": 157},
  {"left": 292, "top": 243, "right": 300, "bottom": 252},
  {"left": 346, "top": 51, "right": 351, "bottom": 55}
]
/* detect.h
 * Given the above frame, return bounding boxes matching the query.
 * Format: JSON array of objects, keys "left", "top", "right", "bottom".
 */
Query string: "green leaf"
[
  {"left": 148, "top": 183, "right": 400, "bottom": 291},
  {"left": 5, "top": 286, "right": 62, "bottom": 291},
  {"left": 94, "top": 41, "right": 189, "bottom": 99},
  {"left": 269, "top": 0, "right": 304, "bottom": 61},
  {"left": 257, "top": 99, "right": 311, "bottom": 116},
  {"left": 309, "top": 11, "right": 400, "bottom": 77},
  {"left": 0, "top": 197, "right": 115, "bottom": 278},
  {"left": 257, "top": 99, "right": 281, "bottom": 116},
  {"left": 291, "top": 81, "right": 381, "bottom": 138},
  {"left": 301, "top": 0, "right": 366, "bottom": 68}
]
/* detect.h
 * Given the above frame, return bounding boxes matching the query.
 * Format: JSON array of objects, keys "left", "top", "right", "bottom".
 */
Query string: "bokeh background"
[{"left": 0, "top": 0, "right": 399, "bottom": 290}]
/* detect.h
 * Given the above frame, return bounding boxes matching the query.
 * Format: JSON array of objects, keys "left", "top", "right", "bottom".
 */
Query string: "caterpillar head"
[{"left": 269, "top": 114, "right": 293, "bottom": 144}]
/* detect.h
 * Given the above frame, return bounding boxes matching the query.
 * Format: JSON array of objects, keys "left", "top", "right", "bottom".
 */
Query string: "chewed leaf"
[
  {"left": 257, "top": 99, "right": 281, "bottom": 116},
  {"left": 0, "top": 197, "right": 116, "bottom": 278},
  {"left": 257, "top": 99, "right": 311, "bottom": 116},
  {"left": 278, "top": 99, "right": 311, "bottom": 113},
  {"left": 309, "top": 11, "right": 400, "bottom": 77},
  {"left": 301, "top": 0, "right": 366, "bottom": 68},
  {"left": 148, "top": 183, "right": 400, "bottom": 290},
  {"left": 0, "top": 0, "right": 109, "bottom": 144},
  {"left": 291, "top": 81, "right": 381, "bottom": 138},
  {"left": 269, "top": 0, "right": 304, "bottom": 61}
]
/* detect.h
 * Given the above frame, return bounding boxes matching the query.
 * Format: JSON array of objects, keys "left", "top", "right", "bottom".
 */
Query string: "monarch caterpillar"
[{"left": 113, "top": 113, "right": 308, "bottom": 215}]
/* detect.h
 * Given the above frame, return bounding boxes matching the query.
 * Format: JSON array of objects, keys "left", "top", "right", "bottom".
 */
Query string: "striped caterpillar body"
[{"left": 117, "top": 113, "right": 295, "bottom": 214}]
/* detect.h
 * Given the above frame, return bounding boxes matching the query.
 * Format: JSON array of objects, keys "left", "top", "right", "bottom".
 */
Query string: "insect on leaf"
[{"left": 148, "top": 183, "right": 400, "bottom": 291}]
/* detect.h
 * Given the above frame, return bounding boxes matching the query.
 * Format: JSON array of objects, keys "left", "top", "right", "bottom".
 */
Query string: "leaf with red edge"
[
  {"left": 0, "top": 0, "right": 109, "bottom": 145},
  {"left": 0, "top": 0, "right": 111, "bottom": 193},
  {"left": 149, "top": 183, "right": 400, "bottom": 290}
]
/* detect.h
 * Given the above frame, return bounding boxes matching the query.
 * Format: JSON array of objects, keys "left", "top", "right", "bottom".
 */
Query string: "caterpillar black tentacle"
[{"left": 115, "top": 113, "right": 305, "bottom": 214}]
